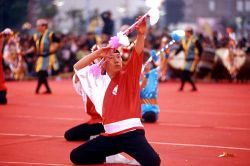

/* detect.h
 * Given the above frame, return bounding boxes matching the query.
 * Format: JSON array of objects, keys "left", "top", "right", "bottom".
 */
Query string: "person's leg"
[
  {"left": 186, "top": 71, "right": 197, "bottom": 91},
  {"left": 64, "top": 123, "right": 104, "bottom": 141},
  {"left": 0, "top": 90, "right": 7, "bottom": 104},
  {"left": 35, "top": 71, "right": 43, "bottom": 94},
  {"left": 70, "top": 135, "right": 120, "bottom": 165},
  {"left": 120, "top": 130, "right": 161, "bottom": 166},
  {"left": 41, "top": 71, "right": 51, "bottom": 93},
  {"left": 142, "top": 111, "right": 157, "bottom": 123},
  {"left": 179, "top": 71, "right": 186, "bottom": 91}
]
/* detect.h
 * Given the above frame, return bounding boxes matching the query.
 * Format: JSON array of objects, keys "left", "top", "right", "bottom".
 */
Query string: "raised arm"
[
  {"left": 134, "top": 17, "right": 147, "bottom": 55},
  {"left": 74, "top": 46, "right": 112, "bottom": 70}
]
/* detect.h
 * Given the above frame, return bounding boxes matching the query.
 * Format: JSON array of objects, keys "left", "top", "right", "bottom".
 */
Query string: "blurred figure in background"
[
  {"left": 20, "top": 34, "right": 35, "bottom": 77},
  {"left": 88, "top": 9, "right": 103, "bottom": 45},
  {"left": 196, "top": 36, "right": 215, "bottom": 80},
  {"left": 175, "top": 27, "right": 203, "bottom": 91},
  {"left": 101, "top": 10, "right": 114, "bottom": 38},
  {"left": 140, "top": 50, "right": 160, "bottom": 123},
  {"left": 0, "top": 29, "right": 11, "bottom": 104},
  {"left": 158, "top": 36, "right": 171, "bottom": 81},
  {"left": 23, "top": 19, "right": 60, "bottom": 94},
  {"left": 3, "top": 30, "right": 26, "bottom": 80}
]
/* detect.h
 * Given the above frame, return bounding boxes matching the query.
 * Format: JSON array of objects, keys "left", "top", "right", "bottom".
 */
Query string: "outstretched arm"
[
  {"left": 23, "top": 46, "right": 35, "bottom": 55},
  {"left": 195, "top": 40, "right": 203, "bottom": 57},
  {"left": 174, "top": 43, "right": 183, "bottom": 56},
  {"left": 134, "top": 17, "right": 147, "bottom": 55}
]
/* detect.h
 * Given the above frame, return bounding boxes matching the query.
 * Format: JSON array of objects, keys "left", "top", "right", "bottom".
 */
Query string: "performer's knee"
[
  {"left": 141, "top": 152, "right": 161, "bottom": 166},
  {"left": 142, "top": 111, "right": 157, "bottom": 123},
  {"left": 64, "top": 129, "right": 90, "bottom": 141},
  {"left": 64, "top": 130, "right": 72, "bottom": 141},
  {"left": 70, "top": 148, "right": 82, "bottom": 164},
  {"left": 70, "top": 148, "right": 105, "bottom": 165},
  {"left": 148, "top": 153, "right": 161, "bottom": 166},
  {"left": 152, "top": 153, "right": 161, "bottom": 166},
  {"left": 70, "top": 148, "right": 90, "bottom": 165}
]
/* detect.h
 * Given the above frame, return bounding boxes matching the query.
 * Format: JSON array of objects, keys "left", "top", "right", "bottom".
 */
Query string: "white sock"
[
  {"left": 106, "top": 154, "right": 140, "bottom": 165},
  {"left": 89, "top": 134, "right": 99, "bottom": 140}
]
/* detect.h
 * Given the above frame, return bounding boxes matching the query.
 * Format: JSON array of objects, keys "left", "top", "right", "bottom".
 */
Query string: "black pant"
[
  {"left": 36, "top": 70, "right": 51, "bottom": 93},
  {"left": 179, "top": 70, "right": 197, "bottom": 91},
  {"left": 70, "top": 129, "right": 161, "bottom": 166},
  {"left": 64, "top": 123, "right": 104, "bottom": 141},
  {"left": 0, "top": 90, "right": 7, "bottom": 104}
]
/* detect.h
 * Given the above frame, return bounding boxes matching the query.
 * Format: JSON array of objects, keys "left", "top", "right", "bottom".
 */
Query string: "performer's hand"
[
  {"left": 98, "top": 46, "right": 113, "bottom": 58},
  {"left": 135, "top": 16, "right": 147, "bottom": 35}
]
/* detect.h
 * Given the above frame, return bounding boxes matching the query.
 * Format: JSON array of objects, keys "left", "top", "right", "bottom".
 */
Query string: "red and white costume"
[
  {"left": 72, "top": 75, "right": 103, "bottom": 124},
  {"left": 74, "top": 48, "right": 144, "bottom": 136}
]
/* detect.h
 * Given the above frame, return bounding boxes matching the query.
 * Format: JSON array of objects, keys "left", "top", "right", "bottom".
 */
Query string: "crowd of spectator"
[{"left": 2, "top": 10, "right": 250, "bottom": 82}]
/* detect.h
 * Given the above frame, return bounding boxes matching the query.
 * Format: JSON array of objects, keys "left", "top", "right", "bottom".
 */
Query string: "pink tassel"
[
  {"left": 90, "top": 63, "right": 102, "bottom": 78},
  {"left": 109, "top": 36, "right": 120, "bottom": 49}
]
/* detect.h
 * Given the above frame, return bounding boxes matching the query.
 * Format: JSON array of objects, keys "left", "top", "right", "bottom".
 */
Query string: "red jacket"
[{"left": 0, "top": 37, "right": 7, "bottom": 91}]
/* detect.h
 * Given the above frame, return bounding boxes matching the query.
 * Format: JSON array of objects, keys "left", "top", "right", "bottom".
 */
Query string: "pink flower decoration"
[
  {"left": 109, "top": 36, "right": 120, "bottom": 49},
  {"left": 90, "top": 64, "right": 101, "bottom": 78}
]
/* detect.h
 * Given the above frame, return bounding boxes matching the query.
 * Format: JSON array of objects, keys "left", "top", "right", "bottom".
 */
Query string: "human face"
[
  {"left": 105, "top": 51, "right": 122, "bottom": 76},
  {"left": 37, "top": 24, "right": 47, "bottom": 33},
  {"left": 185, "top": 30, "right": 192, "bottom": 38}
]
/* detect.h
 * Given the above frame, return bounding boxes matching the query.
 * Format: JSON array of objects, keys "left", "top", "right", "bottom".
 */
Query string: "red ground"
[{"left": 0, "top": 79, "right": 250, "bottom": 166}]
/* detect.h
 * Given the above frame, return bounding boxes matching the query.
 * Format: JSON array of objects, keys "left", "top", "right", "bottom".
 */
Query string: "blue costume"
[{"left": 140, "top": 67, "right": 160, "bottom": 122}]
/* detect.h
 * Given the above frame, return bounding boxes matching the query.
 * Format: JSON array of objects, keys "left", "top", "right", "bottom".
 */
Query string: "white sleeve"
[
  {"left": 73, "top": 66, "right": 91, "bottom": 97},
  {"left": 72, "top": 72, "right": 88, "bottom": 112},
  {"left": 74, "top": 65, "right": 110, "bottom": 117},
  {"left": 72, "top": 74, "right": 83, "bottom": 96}
]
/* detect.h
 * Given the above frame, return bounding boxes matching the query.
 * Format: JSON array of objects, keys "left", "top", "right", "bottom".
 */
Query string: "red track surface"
[{"left": 0, "top": 80, "right": 250, "bottom": 166}]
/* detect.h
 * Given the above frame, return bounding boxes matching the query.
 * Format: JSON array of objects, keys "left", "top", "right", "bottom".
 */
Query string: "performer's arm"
[
  {"left": 24, "top": 46, "right": 35, "bottom": 55},
  {"left": 22, "top": 38, "right": 35, "bottom": 55},
  {"left": 74, "top": 46, "right": 112, "bottom": 70},
  {"left": 134, "top": 18, "right": 147, "bottom": 55},
  {"left": 195, "top": 40, "right": 203, "bottom": 57},
  {"left": 50, "top": 33, "right": 60, "bottom": 54},
  {"left": 174, "top": 43, "right": 183, "bottom": 56},
  {"left": 125, "top": 17, "right": 147, "bottom": 67}
]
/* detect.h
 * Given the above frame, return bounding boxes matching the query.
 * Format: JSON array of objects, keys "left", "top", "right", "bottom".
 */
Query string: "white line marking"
[
  {"left": 149, "top": 141, "right": 250, "bottom": 151},
  {"left": 160, "top": 110, "right": 250, "bottom": 116},
  {"left": 0, "top": 161, "right": 70, "bottom": 166},
  {"left": 20, "top": 103, "right": 250, "bottom": 116},
  {"left": 159, "top": 123, "right": 250, "bottom": 131},
  {"left": 12, "top": 102, "right": 250, "bottom": 116},
  {"left": 4, "top": 115, "right": 84, "bottom": 121},
  {"left": 0, "top": 133, "right": 63, "bottom": 138},
  {"left": 14, "top": 102, "right": 83, "bottom": 109},
  {"left": 1, "top": 133, "right": 250, "bottom": 151},
  {"left": 3, "top": 114, "right": 250, "bottom": 132}
]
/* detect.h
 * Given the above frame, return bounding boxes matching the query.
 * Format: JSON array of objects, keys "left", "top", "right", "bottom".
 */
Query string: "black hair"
[{"left": 114, "top": 50, "right": 120, "bottom": 54}]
